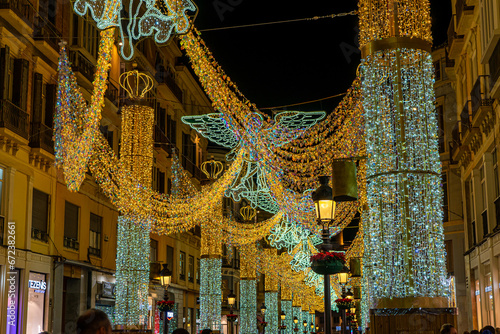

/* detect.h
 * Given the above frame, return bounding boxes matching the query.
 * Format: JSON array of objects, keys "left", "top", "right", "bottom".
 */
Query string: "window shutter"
[
  {"left": 45, "top": 84, "right": 56, "bottom": 128},
  {"left": 64, "top": 202, "right": 79, "bottom": 239},
  {"left": 12, "top": 59, "right": 29, "bottom": 110},
  {"left": 32, "top": 73, "right": 43, "bottom": 123},
  {"left": 0, "top": 46, "right": 10, "bottom": 100},
  {"left": 32, "top": 189, "right": 49, "bottom": 232}
]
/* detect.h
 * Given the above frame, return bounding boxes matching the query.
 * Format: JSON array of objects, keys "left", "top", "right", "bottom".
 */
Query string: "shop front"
[{"left": 26, "top": 272, "right": 48, "bottom": 334}]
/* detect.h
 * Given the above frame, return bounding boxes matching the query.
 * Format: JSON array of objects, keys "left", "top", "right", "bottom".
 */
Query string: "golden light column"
[
  {"left": 359, "top": 0, "right": 454, "bottom": 332},
  {"left": 115, "top": 70, "right": 155, "bottom": 328}
]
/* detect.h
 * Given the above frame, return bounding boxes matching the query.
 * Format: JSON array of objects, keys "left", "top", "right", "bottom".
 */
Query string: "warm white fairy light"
[{"left": 200, "top": 258, "right": 222, "bottom": 331}]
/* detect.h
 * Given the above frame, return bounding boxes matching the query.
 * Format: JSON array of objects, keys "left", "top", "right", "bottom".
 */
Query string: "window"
[
  {"left": 167, "top": 114, "right": 176, "bottom": 144},
  {"left": 89, "top": 213, "right": 102, "bottom": 257},
  {"left": 32, "top": 189, "right": 49, "bottom": 242},
  {"left": 494, "top": 148, "right": 499, "bottom": 199},
  {"left": 484, "top": 264, "right": 494, "bottom": 325},
  {"left": 442, "top": 172, "right": 449, "bottom": 222},
  {"left": 167, "top": 246, "right": 174, "bottom": 276},
  {"left": 196, "top": 258, "right": 200, "bottom": 284},
  {"left": 100, "top": 125, "right": 113, "bottom": 150},
  {"left": 179, "top": 251, "right": 186, "bottom": 280},
  {"left": 434, "top": 60, "right": 441, "bottom": 81},
  {"left": 437, "top": 105, "right": 445, "bottom": 153},
  {"left": 445, "top": 240, "right": 454, "bottom": 274},
  {"left": 64, "top": 202, "right": 79, "bottom": 250},
  {"left": 150, "top": 239, "right": 158, "bottom": 263},
  {"left": 481, "top": 165, "right": 489, "bottom": 236},
  {"left": 188, "top": 255, "right": 194, "bottom": 283},
  {"left": 157, "top": 170, "right": 165, "bottom": 194}
]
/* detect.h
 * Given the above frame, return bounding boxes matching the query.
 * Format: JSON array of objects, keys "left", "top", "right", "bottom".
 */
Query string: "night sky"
[{"left": 191, "top": 1, "right": 452, "bottom": 113}]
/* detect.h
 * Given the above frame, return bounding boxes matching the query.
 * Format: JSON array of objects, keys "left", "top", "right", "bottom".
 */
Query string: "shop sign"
[
  {"left": 28, "top": 280, "right": 47, "bottom": 293},
  {"left": 166, "top": 311, "right": 174, "bottom": 320},
  {"left": 101, "top": 282, "right": 116, "bottom": 299}
]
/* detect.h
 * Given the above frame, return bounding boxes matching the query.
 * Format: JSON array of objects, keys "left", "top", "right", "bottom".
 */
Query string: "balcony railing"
[
  {"left": 165, "top": 74, "right": 183, "bottom": 102},
  {"left": 0, "top": 0, "right": 35, "bottom": 27},
  {"left": 154, "top": 124, "right": 171, "bottom": 153},
  {"left": 64, "top": 236, "right": 79, "bottom": 250},
  {"left": 68, "top": 50, "right": 95, "bottom": 83},
  {"left": 179, "top": 273, "right": 186, "bottom": 281},
  {"left": 33, "top": 18, "right": 61, "bottom": 51},
  {"left": 451, "top": 121, "right": 460, "bottom": 155},
  {"left": 31, "top": 227, "right": 48, "bottom": 242},
  {"left": 105, "top": 81, "right": 119, "bottom": 107},
  {"left": 0, "top": 99, "right": 29, "bottom": 139},
  {"left": 471, "top": 75, "right": 493, "bottom": 118},
  {"left": 490, "top": 40, "right": 500, "bottom": 87},
  {"left": 460, "top": 102, "right": 471, "bottom": 140},
  {"left": 88, "top": 246, "right": 101, "bottom": 257},
  {"left": 0, "top": 215, "right": 4, "bottom": 245},
  {"left": 182, "top": 155, "right": 203, "bottom": 181},
  {"left": 455, "top": 0, "right": 474, "bottom": 29},
  {"left": 29, "top": 122, "right": 54, "bottom": 154}
]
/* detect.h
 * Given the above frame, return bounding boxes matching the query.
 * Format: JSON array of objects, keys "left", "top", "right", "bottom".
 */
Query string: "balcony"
[
  {"left": 68, "top": 50, "right": 95, "bottom": 84},
  {"left": 0, "top": 99, "right": 29, "bottom": 140},
  {"left": 31, "top": 227, "right": 48, "bottom": 243},
  {"left": 494, "top": 197, "right": 500, "bottom": 231},
  {"left": 455, "top": 0, "right": 474, "bottom": 35},
  {"left": 33, "top": 18, "right": 61, "bottom": 53},
  {"left": 63, "top": 237, "right": 79, "bottom": 250},
  {"left": 105, "top": 82, "right": 119, "bottom": 107},
  {"left": 154, "top": 124, "right": 171, "bottom": 154},
  {"left": 448, "top": 18, "right": 464, "bottom": 60},
  {"left": 444, "top": 54, "right": 456, "bottom": 80},
  {"left": 165, "top": 74, "right": 183, "bottom": 103},
  {"left": 0, "top": 0, "right": 35, "bottom": 32},
  {"left": 490, "top": 40, "right": 500, "bottom": 98},
  {"left": 451, "top": 121, "right": 461, "bottom": 161},
  {"left": 471, "top": 75, "right": 493, "bottom": 127},
  {"left": 88, "top": 246, "right": 101, "bottom": 257},
  {"left": 460, "top": 101, "right": 477, "bottom": 146},
  {"left": 222, "top": 258, "right": 240, "bottom": 269},
  {"left": 0, "top": 215, "right": 4, "bottom": 245},
  {"left": 182, "top": 155, "right": 203, "bottom": 181},
  {"left": 29, "top": 122, "right": 54, "bottom": 154}
]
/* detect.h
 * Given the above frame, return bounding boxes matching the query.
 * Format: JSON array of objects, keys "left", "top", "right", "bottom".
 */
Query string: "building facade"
[
  {"left": 0, "top": 0, "right": 212, "bottom": 332},
  {"left": 447, "top": 0, "right": 500, "bottom": 331}
]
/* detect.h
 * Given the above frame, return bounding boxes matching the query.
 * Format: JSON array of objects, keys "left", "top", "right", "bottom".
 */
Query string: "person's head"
[
  {"left": 496, "top": 328, "right": 500, "bottom": 334},
  {"left": 201, "top": 329, "right": 213, "bottom": 334},
  {"left": 76, "top": 309, "right": 111, "bottom": 334},
  {"left": 472, "top": 330, "right": 481, "bottom": 334},
  {"left": 172, "top": 329, "right": 189, "bottom": 334},
  {"left": 441, "top": 324, "right": 457, "bottom": 334},
  {"left": 482, "top": 326, "right": 496, "bottom": 334}
]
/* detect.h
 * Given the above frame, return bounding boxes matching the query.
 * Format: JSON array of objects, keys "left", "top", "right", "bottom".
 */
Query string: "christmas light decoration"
[
  {"left": 115, "top": 71, "right": 155, "bottom": 327},
  {"left": 281, "top": 300, "right": 293, "bottom": 334},
  {"left": 239, "top": 280, "right": 257, "bottom": 334},
  {"left": 73, "top": 0, "right": 197, "bottom": 60},
  {"left": 359, "top": 0, "right": 447, "bottom": 318},
  {"left": 115, "top": 216, "right": 150, "bottom": 326},
  {"left": 55, "top": 29, "right": 114, "bottom": 191},
  {"left": 200, "top": 258, "right": 222, "bottom": 331},
  {"left": 265, "top": 292, "right": 278, "bottom": 334}
]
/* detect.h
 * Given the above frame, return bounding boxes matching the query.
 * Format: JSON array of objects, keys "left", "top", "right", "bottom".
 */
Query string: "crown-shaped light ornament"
[
  {"left": 240, "top": 205, "right": 256, "bottom": 222},
  {"left": 200, "top": 158, "right": 224, "bottom": 180},
  {"left": 119, "top": 70, "right": 154, "bottom": 100}
]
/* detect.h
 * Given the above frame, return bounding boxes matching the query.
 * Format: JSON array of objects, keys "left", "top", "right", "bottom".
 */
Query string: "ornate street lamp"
[
  {"left": 159, "top": 264, "right": 172, "bottom": 288},
  {"left": 228, "top": 290, "right": 236, "bottom": 307},
  {"left": 280, "top": 311, "right": 286, "bottom": 334},
  {"left": 303, "top": 320, "right": 308, "bottom": 334},
  {"left": 312, "top": 176, "right": 336, "bottom": 334},
  {"left": 336, "top": 266, "right": 350, "bottom": 285}
]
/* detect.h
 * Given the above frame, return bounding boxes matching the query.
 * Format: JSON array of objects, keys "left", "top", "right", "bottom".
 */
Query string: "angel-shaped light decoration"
[
  {"left": 73, "top": 0, "right": 197, "bottom": 60},
  {"left": 182, "top": 111, "right": 325, "bottom": 213}
]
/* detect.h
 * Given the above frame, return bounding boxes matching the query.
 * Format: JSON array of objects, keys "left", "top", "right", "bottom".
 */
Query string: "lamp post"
[
  {"left": 261, "top": 303, "right": 267, "bottom": 333},
  {"left": 303, "top": 320, "right": 307, "bottom": 334},
  {"left": 280, "top": 311, "right": 286, "bottom": 334},
  {"left": 228, "top": 290, "right": 236, "bottom": 334},
  {"left": 293, "top": 317, "right": 298, "bottom": 333},
  {"left": 159, "top": 264, "right": 172, "bottom": 334},
  {"left": 312, "top": 176, "right": 337, "bottom": 334},
  {"left": 336, "top": 266, "right": 350, "bottom": 334}
]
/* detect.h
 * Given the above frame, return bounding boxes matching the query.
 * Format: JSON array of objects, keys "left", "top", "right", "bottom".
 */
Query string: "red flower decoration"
[{"left": 310, "top": 251, "right": 345, "bottom": 263}]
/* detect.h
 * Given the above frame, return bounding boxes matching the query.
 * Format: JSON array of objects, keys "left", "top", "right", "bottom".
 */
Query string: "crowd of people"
[
  {"left": 73, "top": 309, "right": 500, "bottom": 334},
  {"left": 441, "top": 324, "right": 500, "bottom": 334}
]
